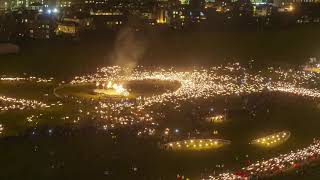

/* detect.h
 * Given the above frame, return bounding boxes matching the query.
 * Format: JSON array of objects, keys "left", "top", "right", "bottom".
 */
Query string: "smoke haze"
[{"left": 111, "top": 28, "right": 147, "bottom": 72}]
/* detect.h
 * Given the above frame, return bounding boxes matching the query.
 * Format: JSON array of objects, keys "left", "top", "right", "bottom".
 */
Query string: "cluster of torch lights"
[
  {"left": 1, "top": 63, "right": 320, "bottom": 178},
  {"left": 251, "top": 131, "right": 290, "bottom": 147},
  {"left": 0, "top": 96, "right": 49, "bottom": 112},
  {"left": 95, "top": 81, "right": 130, "bottom": 97},
  {"left": 164, "top": 139, "right": 230, "bottom": 151},
  {"left": 64, "top": 64, "right": 320, "bottom": 130},
  {"left": 164, "top": 130, "right": 290, "bottom": 152},
  {"left": 208, "top": 139, "right": 320, "bottom": 179},
  {"left": 0, "top": 76, "right": 51, "bottom": 112},
  {"left": 0, "top": 76, "right": 53, "bottom": 83}
]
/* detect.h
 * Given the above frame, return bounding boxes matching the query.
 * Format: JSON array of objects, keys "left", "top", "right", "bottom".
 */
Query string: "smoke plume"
[{"left": 111, "top": 28, "right": 147, "bottom": 73}]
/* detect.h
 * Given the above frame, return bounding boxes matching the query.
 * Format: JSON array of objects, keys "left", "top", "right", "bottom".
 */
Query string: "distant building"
[
  {"left": 89, "top": 7, "right": 126, "bottom": 29},
  {"left": 89, "top": 8, "right": 123, "bottom": 16},
  {"left": 140, "top": 9, "right": 156, "bottom": 25},
  {"left": 55, "top": 21, "right": 77, "bottom": 37},
  {"left": 169, "top": 7, "right": 187, "bottom": 29},
  {"left": 273, "top": 0, "right": 320, "bottom": 7},
  {"left": 56, "top": 0, "right": 73, "bottom": 8},
  {"left": 0, "top": 1, "right": 10, "bottom": 11},
  {"left": 63, "top": 13, "right": 95, "bottom": 30},
  {"left": 253, "top": 4, "right": 273, "bottom": 17},
  {"left": 27, "top": 15, "right": 55, "bottom": 39}
]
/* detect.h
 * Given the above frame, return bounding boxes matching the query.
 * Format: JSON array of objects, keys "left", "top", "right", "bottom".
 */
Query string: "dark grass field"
[{"left": 1, "top": 24, "right": 320, "bottom": 78}]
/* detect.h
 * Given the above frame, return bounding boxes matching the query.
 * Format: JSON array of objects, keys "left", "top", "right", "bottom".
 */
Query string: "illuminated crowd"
[
  {"left": 71, "top": 64, "right": 320, "bottom": 107},
  {"left": 0, "top": 75, "right": 52, "bottom": 112},
  {"left": 66, "top": 64, "right": 320, "bottom": 178},
  {"left": 2, "top": 63, "right": 320, "bottom": 179},
  {"left": 0, "top": 96, "right": 49, "bottom": 112},
  {"left": 0, "top": 76, "right": 54, "bottom": 83},
  {"left": 66, "top": 64, "right": 320, "bottom": 130},
  {"left": 208, "top": 139, "right": 320, "bottom": 179}
]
